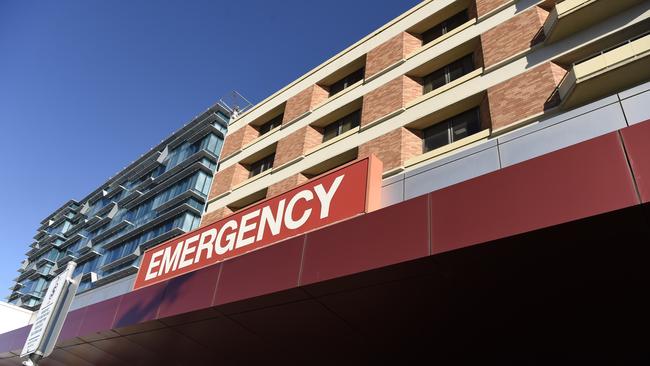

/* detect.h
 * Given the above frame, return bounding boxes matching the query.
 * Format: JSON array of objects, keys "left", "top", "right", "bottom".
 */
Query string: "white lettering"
[
  {"left": 257, "top": 199, "right": 286, "bottom": 241},
  {"left": 236, "top": 209, "right": 260, "bottom": 249},
  {"left": 145, "top": 250, "right": 163, "bottom": 280},
  {"left": 195, "top": 228, "right": 216, "bottom": 262},
  {"left": 314, "top": 174, "right": 344, "bottom": 219},
  {"left": 284, "top": 190, "right": 313, "bottom": 230},
  {"left": 158, "top": 241, "right": 184, "bottom": 276},
  {"left": 215, "top": 220, "right": 237, "bottom": 255},
  {"left": 179, "top": 234, "right": 199, "bottom": 269}
]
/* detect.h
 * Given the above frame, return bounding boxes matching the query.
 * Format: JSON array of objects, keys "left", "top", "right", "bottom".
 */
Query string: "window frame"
[
  {"left": 322, "top": 110, "right": 361, "bottom": 142},
  {"left": 422, "top": 108, "right": 481, "bottom": 153},
  {"left": 258, "top": 114, "right": 283, "bottom": 136},
  {"left": 421, "top": 9, "right": 470, "bottom": 45},
  {"left": 422, "top": 53, "right": 475, "bottom": 94},
  {"left": 328, "top": 68, "right": 365, "bottom": 97},
  {"left": 249, "top": 153, "right": 276, "bottom": 178}
]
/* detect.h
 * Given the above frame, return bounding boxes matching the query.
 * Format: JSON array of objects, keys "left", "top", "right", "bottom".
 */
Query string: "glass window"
[
  {"left": 329, "top": 68, "right": 365, "bottom": 96},
  {"left": 423, "top": 54, "right": 474, "bottom": 94},
  {"left": 423, "top": 108, "right": 480, "bottom": 152},
  {"left": 323, "top": 110, "right": 361, "bottom": 142},
  {"left": 422, "top": 10, "right": 469, "bottom": 45},
  {"left": 258, "top": 114, "right": 283, "bottom": 135},
  {"left": 249, "top": 154, "right": 275, "bottom": 178}
]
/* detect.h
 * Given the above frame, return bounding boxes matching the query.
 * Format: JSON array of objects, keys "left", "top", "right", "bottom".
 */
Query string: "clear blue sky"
[{"left": 0, "top": 1, "right": 421, "bottom": 297}]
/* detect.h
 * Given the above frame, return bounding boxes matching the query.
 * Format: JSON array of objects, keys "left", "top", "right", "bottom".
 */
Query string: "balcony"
[
  {"left": 558, "top": 33, "right": 650, "bottom": 109},
  {"left": 543, "top": 0, "right": 643, "bottom": 44}
]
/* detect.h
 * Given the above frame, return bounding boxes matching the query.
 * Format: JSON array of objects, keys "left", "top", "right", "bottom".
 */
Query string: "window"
[
  {"left": 423, "top": 108, "right": 480, "bottom": 152},
  {"left": 323, "top": 110, "right": 361, "bottom": 142},
  {"left": 329, "top": 68, "right": 364, "bottom": 96},
  {"left": 422, "top": 10, "right": 469, "bottom": 45},
  {"left": 249, "top": 154, "right": 275, "bottom": 178},
  {"left": 258, "top": 114, "right": 283, "bottom": 135},
  {"left": 423, "top": 54, "right": 475, "bottom": 94}
]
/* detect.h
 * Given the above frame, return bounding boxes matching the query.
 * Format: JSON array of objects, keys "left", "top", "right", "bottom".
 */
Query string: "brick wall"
[
  {"left": 475, "top": 0, "right": 512, "bottom": 18},
  {"left": 361, "top": 75, "right": 422, "bottom": 127},
  {"left": 200, "top": 206, "right": 233, "bottom": 227},
  {"left": 274, "top": 125, "right": 323, "bottom": 168},
  {"left": 487, "top": 62, "right": 566, "bottom": 130},
  {"left": 480, "top": 6, "right": 548, "bottom": 68},
  {"left": 220, "top": 124, "right": 259, "bottom": 158},
  {"left": 283, "top": 85, "right": 330, "bottom": 124},
  {"left": 366, "top": 32, "right": 422, "bottom": 79},
  {"left": 208, "top": 163, "right": 250, "bottom": 199},
  {"left": 267, "top": 173, "right": 310, "bottom": 198},
  {"left": 359, "top": 127, "right": 422, "bottom": 172}
]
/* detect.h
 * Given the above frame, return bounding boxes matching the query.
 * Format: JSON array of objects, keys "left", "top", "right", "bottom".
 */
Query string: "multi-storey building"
[
  {"left": 1, "top": 0, "right": 650, "bottom": 363},
  {"left": 201, "top": 0, "right": 649, "bottom": 227},
  {"left": 7, "top": 104, "right": 229, "bottom": 310}
]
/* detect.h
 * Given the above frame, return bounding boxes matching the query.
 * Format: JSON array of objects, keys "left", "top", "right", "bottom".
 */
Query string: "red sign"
[{"left": 133, "top": 156, "right": 382, "bottom": 290}]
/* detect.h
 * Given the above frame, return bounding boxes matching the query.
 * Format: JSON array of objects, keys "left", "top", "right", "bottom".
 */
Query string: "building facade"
[
  {"left": 200, "top": 0, "right": 649, "bottom": 228},
  {"left": 7, "top": 104, "right": 229, "bottom": 310},
  {"left": 1, "top": 0, "right": 650, "bottom": 363}
]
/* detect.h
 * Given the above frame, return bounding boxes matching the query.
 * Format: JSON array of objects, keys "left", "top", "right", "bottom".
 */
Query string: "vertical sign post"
[{"left": 21, "top": 262, "right": 81, "bottom": 366}]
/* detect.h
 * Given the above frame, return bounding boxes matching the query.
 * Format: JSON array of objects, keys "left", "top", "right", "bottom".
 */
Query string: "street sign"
[{"left": 21, "top": 262, "right": 81, "bottom": 365}]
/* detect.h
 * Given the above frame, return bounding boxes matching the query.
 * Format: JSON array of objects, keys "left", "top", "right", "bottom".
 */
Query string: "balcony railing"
[{"left": 558, "top": 33, "right": 650, "bottom": 108}]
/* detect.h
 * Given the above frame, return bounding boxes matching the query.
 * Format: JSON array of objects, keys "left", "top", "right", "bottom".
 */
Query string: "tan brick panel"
[
  {"left": 283, "top": 85, "right": 330, "bottom": 124},
  {"left": 220, "top": 124, "right": 259, "bottom": 158},
  {"left": 487, "top": 62, "right": 566, "bottom": 130},
  {"left": 274, "top": 125, "right": 323, "bottom": 168},
  {"left": 200, "top": 206, "right": 233, "bottom": 227},
  {"left": 361, "top": 75, "right": 422, "bottom": 127},
  {"left": 359, "top": 127, "right": 422, "bottom": 172},
  {"left": 267, "top": 173, "right": 310, "bottom": 198},
  {"left": 480, "top": 6, "right": 548, "bottom": 68},
  {"left": 475, "top": 0, "right": 511, "bottom": 18},
  {"left": 208, "top": 163, "right": 250, "bottom": 199},
  {"left": 366, "top": 32, "right": 422, "bottom": 79}
]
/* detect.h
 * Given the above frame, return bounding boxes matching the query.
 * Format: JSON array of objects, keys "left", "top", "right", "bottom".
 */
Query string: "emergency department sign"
[{"left": 133, "top": 156, "right": 382, "bottom": 290}]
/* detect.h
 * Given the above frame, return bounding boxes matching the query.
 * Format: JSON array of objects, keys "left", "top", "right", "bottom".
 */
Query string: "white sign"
[{"left": 20, "top": 262, "right": 77, "bottom": 359}]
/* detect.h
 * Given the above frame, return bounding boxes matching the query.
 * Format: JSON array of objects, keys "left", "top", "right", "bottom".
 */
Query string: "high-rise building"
[
  {"left": 1, "top": 0, "right": 650, "bottom": 363},
  {"left": 6, "top": 104, "right": 229, "bottom": 310}
]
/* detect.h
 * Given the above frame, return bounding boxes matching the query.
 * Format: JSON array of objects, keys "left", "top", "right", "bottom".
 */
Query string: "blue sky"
[{"left": 0, "top": 1, "right": 421, "bottom": 297}]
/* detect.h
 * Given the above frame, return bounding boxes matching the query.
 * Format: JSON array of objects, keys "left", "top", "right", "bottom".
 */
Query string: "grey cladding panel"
[
  {"left": 621, "top": 90, "right": 650, "bottom": 126},
  {"left": 498, "top": 103, "right": 627, "bottom": 167},
  {"left": 404, "top": 146, "right": 501, "bottom": 200}
]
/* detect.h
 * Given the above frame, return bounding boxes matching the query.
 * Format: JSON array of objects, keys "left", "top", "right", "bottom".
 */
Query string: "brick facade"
[
  {"left": 366, "top": 32, "right": 422, "bottom": 79},
  {"left": 480, "top": 6, "right": 548, "bottom": 68},
  {"left": 200, "top": 206, "right": 233, "bottom": 227},
  {"left": 283, "top": 85, "right": 330, "bottom": 124},
  {"left": 361, "top": 75, "right": 422, "bottom": 127},
  {"left": 359, "top": 127, "right": 422, "bottom": 172},
  {"left": 273, "top": 125, "right": 323, "bottom": 168},
  {"left": 475, "top": 0, "right": 512, "bottom": 18},
  {"left": 208, "top": 163, "right": 250, "bottom": 199},
  {"left": 267, "top": 173, "right": 310, "bottom": 198},
  {"left": 220, "top": 124, "right": 259, "bottom": 158},
  {"left": 487, "top": 62, "right": 566, "bottom": 130}
]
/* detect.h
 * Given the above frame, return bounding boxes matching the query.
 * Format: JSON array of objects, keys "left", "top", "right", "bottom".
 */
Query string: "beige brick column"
[
  {"left": 365, "top": 32, "right": 421, "bottom": 79},
  {"left": 220, "top": 124, "right": 259, "bottom": 159},
  {"left": 361, "top": 75, "right": 422, "bottom": 127},
  {"left": 487, "top": 62, "right": 566, "bottom": 130},
  {"left": 480, "top": 5, "right": 549, "bottom": 68},
  {"left": 359, "top": 127, "right": 422, "bottom": 172},
  {"left": 273, "top": 125, "right": 323, "bottom": 169},
  {"left": 267, "top": 173, "right": 310, "bottom": 198},
  {"left": 208, "top": 163, "right": 250, "bottom": 199},
  {"left": 283, "top": 85, "right": 329, "bottom": 124}
]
